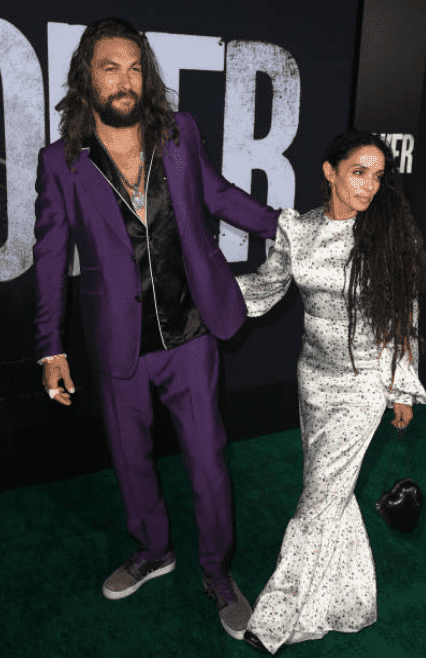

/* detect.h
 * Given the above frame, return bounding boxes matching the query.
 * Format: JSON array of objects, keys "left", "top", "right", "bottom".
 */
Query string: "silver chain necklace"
[{"left": 95, "top": 132, "right": 146, "bottom": 211}]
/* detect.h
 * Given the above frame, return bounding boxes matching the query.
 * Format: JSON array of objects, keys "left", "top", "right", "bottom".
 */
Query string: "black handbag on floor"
[{"left": 375, "top": 428, "right": 422, "bottom": 532}]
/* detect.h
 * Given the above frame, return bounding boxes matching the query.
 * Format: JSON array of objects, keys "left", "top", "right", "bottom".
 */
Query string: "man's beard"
[{"left": 90, "top": 86, "right": 143, "bottom": 128}]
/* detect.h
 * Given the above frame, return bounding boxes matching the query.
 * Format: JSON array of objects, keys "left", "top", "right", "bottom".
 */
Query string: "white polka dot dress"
[{"left": 236, "top": 206, "right": 426, "bottom": 654}]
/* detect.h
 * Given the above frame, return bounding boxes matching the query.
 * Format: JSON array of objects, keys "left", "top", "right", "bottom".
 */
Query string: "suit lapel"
[{"left": 75, "top": 145, "right": 134, "bottom": 254}]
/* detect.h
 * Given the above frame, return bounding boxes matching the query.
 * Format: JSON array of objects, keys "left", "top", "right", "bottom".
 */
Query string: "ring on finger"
[{"left": 45, "top": 388, "right": 60, "bottom": 400}]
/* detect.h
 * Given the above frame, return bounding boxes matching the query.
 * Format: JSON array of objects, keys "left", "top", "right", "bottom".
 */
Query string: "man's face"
[{"left": 89, "top": 36, "right": 143, "bottom": 128}]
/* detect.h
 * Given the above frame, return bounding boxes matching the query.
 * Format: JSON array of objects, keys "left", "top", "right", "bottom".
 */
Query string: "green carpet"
[{"left": 1, "top": 406, "right": 425, "bottom": 658}]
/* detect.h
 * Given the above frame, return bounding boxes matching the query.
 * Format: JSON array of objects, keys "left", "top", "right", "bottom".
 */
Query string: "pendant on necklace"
[{"left": 132, "top": 191, "right": 145, "bottom": 210}]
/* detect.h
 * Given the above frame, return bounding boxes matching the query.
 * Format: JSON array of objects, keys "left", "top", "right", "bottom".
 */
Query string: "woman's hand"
[{"left": 391, "top": 402, "right": 413, "bottom": 429}]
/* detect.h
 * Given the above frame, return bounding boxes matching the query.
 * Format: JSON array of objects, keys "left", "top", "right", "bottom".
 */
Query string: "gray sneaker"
[
  {"left": 102, "top": 551, "right": 176, "bottom": 600},
  {"left": 203, "top": 573, "right": 252, "bottom": 640}
]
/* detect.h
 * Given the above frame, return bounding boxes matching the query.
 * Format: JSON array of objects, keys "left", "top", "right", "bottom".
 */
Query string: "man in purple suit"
[{"left": 34, "top": 18, "right": 279, "bottom": 640}]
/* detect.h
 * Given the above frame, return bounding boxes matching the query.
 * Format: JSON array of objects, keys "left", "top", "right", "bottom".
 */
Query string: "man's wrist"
[{"left": 38, "top": 353, "right": 67, "bottom": 366}]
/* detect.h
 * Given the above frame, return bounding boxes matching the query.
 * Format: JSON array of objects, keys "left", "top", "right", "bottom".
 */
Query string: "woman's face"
[{"left": 322, "top": 145, "right": 385, "bottom": 219}]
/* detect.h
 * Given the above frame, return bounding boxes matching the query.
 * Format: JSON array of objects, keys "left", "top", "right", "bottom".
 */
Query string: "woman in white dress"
[{"left": 238, "top": 131, "right": 426, "bottom": 654}]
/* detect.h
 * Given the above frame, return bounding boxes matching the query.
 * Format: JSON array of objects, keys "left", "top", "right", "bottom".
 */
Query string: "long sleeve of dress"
[
  {"left": 236, "top": 208, "right": 299, "bottom": 317},
  {"left": 378, "top": 300, "right": 426, "bottom": 407}
]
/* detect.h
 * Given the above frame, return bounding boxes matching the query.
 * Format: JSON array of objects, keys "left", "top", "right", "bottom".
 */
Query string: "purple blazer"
[{"left": 33, "top": 112, "right": 279, "bottom": 379}]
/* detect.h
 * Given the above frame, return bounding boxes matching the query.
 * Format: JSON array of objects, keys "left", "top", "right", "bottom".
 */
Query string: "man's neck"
[{"left": 94, "top": 114, "right": 142, "bottom": 155}]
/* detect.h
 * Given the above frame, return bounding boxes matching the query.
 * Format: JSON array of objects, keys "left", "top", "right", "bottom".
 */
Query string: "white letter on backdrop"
[
  {"left": 399, "top": 134, "right": 414, "bottom": 174},
  {"left": 0, "top": 19, "right": 44, "bottom": 281},
  {"left": 380, "top": 133, "right": 414, "bottom": 174},
  {"left": 220, "top": 41, "right": 300, "bottom": 262}
]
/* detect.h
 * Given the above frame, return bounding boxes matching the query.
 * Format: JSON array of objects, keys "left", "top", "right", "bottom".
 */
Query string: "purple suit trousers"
[{"left": 95, "top": 334, "right": 234, "bottom": 580}]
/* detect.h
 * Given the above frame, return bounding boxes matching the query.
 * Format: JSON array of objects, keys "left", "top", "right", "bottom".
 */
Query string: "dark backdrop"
[{"left": 0, "top": 0, "right": 425, "bottom": 490}]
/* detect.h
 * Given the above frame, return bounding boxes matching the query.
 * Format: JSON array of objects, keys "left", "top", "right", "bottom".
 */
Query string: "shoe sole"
[
  {"left": 102, "top": 559, "right": 176, "bottom": 600},
  {"left": 220, "top": 618, "right": 246, "bottom": 641},
  {"left": 203, "top": 577, "right": 252, "bottom": 641}
]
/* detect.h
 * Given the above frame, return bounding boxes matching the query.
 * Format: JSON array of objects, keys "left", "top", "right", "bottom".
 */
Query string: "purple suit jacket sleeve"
[
  {"left": 184, "top": 112, "right": 280, "bottom": 239},
  {"left": 33, "top": 148, "right": 72, "bottom": 361}
]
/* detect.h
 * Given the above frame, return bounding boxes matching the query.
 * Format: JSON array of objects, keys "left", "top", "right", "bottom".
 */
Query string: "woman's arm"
[
  {"left": 236, "top": 208, "right": 297, "bottom": 317},
  {"left": 378, "top": 300, "right": 426, "bottom": 427}
]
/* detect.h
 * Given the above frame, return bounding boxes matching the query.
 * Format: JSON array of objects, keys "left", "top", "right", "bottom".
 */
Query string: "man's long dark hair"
[
  {"left": 320, "top": 131, "right": 426, "bottom": 390},
  {"left": 55, "top": 17, "right": 180, "bottom": 171}
]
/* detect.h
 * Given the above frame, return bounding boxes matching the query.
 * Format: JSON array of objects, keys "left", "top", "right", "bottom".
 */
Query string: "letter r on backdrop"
[{"left": 220, "top": 41, "right": 300, "bottom": 262}]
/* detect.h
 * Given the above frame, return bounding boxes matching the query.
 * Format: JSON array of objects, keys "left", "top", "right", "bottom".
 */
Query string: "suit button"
[{"left": 135, "top": 295, "right": 142, "bottom": 302}]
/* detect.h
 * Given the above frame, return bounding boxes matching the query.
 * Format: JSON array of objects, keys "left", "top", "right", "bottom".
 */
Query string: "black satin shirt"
[{"left": 87, "top": 134, "right": 208, "bottom": 355}]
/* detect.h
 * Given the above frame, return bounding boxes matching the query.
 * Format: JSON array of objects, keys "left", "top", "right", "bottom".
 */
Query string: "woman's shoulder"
[
  {"left": 276, "top": 206, "right": 325, "bottom": 251},
  {"left": 278, "top": 205, "right": 324, "bottom": 232}
]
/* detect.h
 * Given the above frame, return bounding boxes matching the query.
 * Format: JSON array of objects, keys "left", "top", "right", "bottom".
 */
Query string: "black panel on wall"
[{"left": 354, "top": 0, "right": 426, "bottom": 133}]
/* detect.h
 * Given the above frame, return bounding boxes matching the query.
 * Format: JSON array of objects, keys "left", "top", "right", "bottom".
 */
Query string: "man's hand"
[
  {"left": 391, "top": 402, "right": 413, "bottom": 430},
  {"left": 42, "top": 355, "right": 75, "bottom": 406}
]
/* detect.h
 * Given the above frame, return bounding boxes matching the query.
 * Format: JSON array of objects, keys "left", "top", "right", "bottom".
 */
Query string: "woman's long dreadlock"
[{"left": 320, "top": 131, "right": 426, "bottom": 392}]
